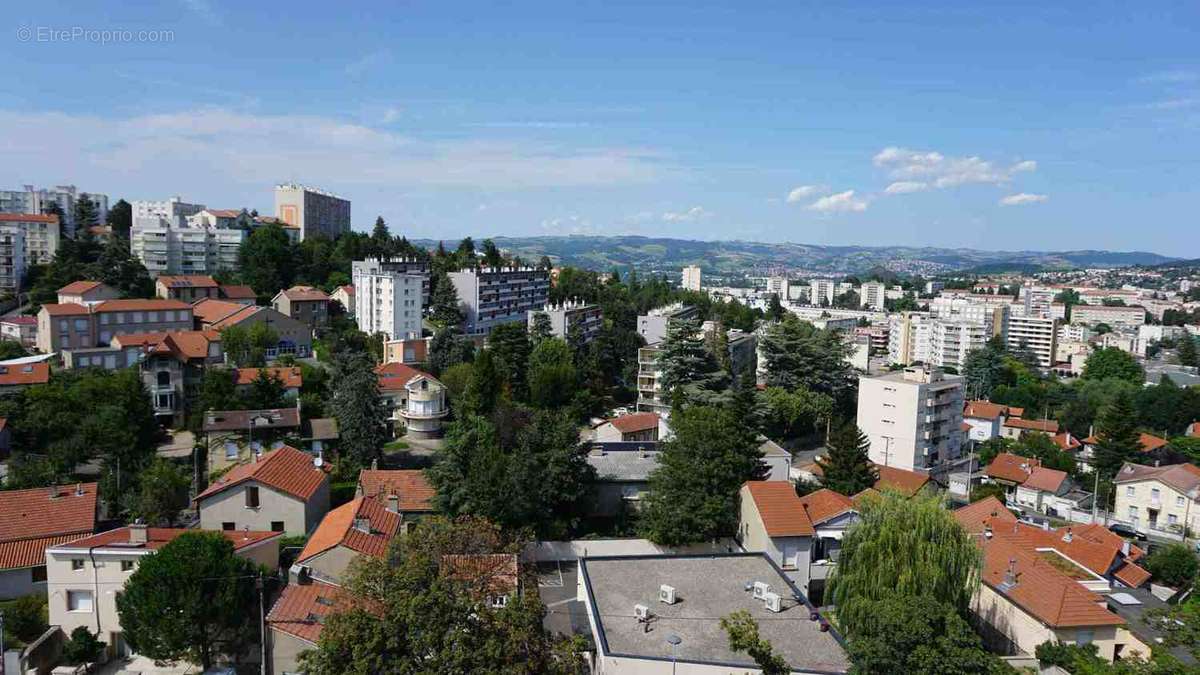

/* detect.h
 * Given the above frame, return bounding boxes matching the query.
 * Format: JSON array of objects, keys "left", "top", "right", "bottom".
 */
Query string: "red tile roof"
[
  {"left": 0, "top": 316, "right": 37, "bottom": 325},
  {"left": 1113, "top": 462, "right": 1200, "bottom": 495},
  {"left": 1138, "top": 433, "right": 1168, "bottom": 452},
  {"left": 0, "top": 362, "right": 50, "bottom": 386},
  {"left": 1052, "top": 432, "right": 1081, "bottom": 452},
  {"left": 964, "top": 400, "right": 1013, "bottom": 420},
  {"left": 874, "top": 465, "right": 931, "bottom": 496},
  {"left": 356, "top": 469, "right": 435, "bottom": 512},
  {"left": 1004, "top": 417, "right": 1060, "bottom": 433},
  {"left": 206, "top": 209, "right": 242, "bottom": 218},
  {"left": 158, "top": 275, "right": 218, "bottom": 288},
  {"left": 297, "top": 497, "right": 401, "bottom": 564},
  {"left": 952, "top": 496, "right": 1017, "bottom": 535},
  {"left": 57, "top": 280, "right": 104, "bottom": 295},
  {"left": 267, "top": 580, "right": 353, "bottom": 644},
  {"left": 0, "top": 483, "right": 97, "bottom": 570},
  {"left": 93, "top": 298, "right": 191, "bottom": 313},
  {"left": 278, "top": 286, "right": 330, "bottom": 302},
  {"left": 1113, "top": 562, "right": 1152, "bottom": 589},
  {"left": 55, "top": 526, "right": 281, "bottom": 552},
  {"left": 112, "top": 331, "right": 217, "bottom": 361},
  {"left": 219, "top": 285, "right": 257, "bottom": 300},
  {"left": 192, "top": 298, "right": 254, "bottom": 325},
  {"left": 375, "top": 362, "right": 429, "bottom": 391},
  {"left": 742, "top": 481, "right": 814, "bottom": 537},
  {"left": 196, "top": 445, "right": 327, "bottom": 502},
  {"left": 985, "top": 452, "right": 1040, "bottom": 484},
  {"left": 1022, "top": 466, "right": 1069, "bottom": 493},
  {"left": 799, "top": 488, "right": 857, "bottom": 525},
  {"left": 1070, "top": 523, "right": 1146, "bottom": 563},
  {"left": 39, "top": 303, "right": 89, "bottom": 316},
  {"left": 607, "top": 412, "right": 661, "bottom": 434},
  {"left": 236, "top": 367, "right": 302, "bottom": 388},
  {"left": 0, "top": 213, "right": 57, "bottom": 223},
  {"left": 441, "top": 553, "right": 520, "bottom": 597}
]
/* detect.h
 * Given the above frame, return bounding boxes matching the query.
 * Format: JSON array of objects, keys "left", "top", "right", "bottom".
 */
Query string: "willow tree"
[{"left": 827, "top": 491, "right": 980, "bottom": 637}]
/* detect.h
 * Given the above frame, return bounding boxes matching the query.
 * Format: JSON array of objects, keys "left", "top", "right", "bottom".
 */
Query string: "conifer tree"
[
  {"left": 1092, "top": 389, "right": 1141, "bottom": 478},
  {"left": 817, "top": 420, "right": 878, "bottom": 496}
]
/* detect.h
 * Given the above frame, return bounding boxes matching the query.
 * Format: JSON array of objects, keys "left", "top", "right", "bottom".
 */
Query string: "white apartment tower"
[
  {"left": 887, "top": 312, "right": 932, "bottom": 366},
  {"left": 274, "top": 184, "right": 351, "bottom": 241},
  {"left": 447, "top": 266, "right": 550, "bottom": 335},
  {"left": 810, "top": 279, "right": 837, "bottom": 306},
  {"left": 681, "top": 265, "right": 702, "bottom": 291},
  {"left": 856, "top": 366, "right": 964, "bottom": 472},
  {"left": 929, "top": 320, "right": 991, "bottom": 370},
  {"left": 1005, "top": 314, "right": 1058, "bottom": 369},
  {"left": 130, "top": 198, "right": 244, "bottom": 278},
  {"left": 0, "top": 225, "right": 26, "bottom": 295},
  {"left": 859, "top": 281, "right": 886, "bottom": 311},
  {"left": 0, "top": 185, "right": 109, "bottom": 235},
  {"left": 766, "top": 276, "right": 790, "bottom": 299},
  {"left": 0, "top": 213, "right": 59, "bottom": 265},
  {"left": 353, "top": 265, "right": 424, "bottom": 340}
]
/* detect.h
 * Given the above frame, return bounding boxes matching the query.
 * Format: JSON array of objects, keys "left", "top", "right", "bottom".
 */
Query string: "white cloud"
[
  {"left": 662, "top": 206, "right": 711, "bottom": 222},
  {"left": 380, "top": 107, "right": 402, "bottom": 124},
  {"left": 785, "top": 185, "right": 828, "bottom": 202},
  {"left": 807, "top": 190, "right": 868, "bottom": 213},
  {"left": 998, "top": 193, "right": 1048, "bottom": 206},
  {"left": 884, "top": 181, "right": 928, "bottom": 195},
  {"left": 873, "top": 146, "right": 1036, "bottom": 189},
  {"left": 0, "top": 108, "right": 667, "bottom": 194}
]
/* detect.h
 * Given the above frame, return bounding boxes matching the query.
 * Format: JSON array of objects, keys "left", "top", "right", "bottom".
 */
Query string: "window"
[
  {"left": 67, "top": 590, "right": 93, "bottom": 612},
  {"left": 121, "top": 560, "right": 135, "bottom": 572},
  {"left": 1126, "top": 486, "right": 1135, "bottom": 497},
  {"left": 1152, "top": 488, "right": 1161, "bottom": 501},
  {"left": 222, "top": 522, "right": 235, "bottom": 531},
  {"left": 246, "top": 486, "right": 260, "bottom": 508},
  {"left": 156, "top": 371, "right": 171, "bottom": 387},
  {"left": 31, "top": 565, "right": 47, "bottom": 583},
  {"left": 71, "top": 559, "right": 85, "bottom": 571},
  {"left": 1128, "top": 506, "right": 1138, "bottom": 518},
  {"left": 1169, "top": 514, "right": 1179, "bottom": 525},
  {"left": 1076, "top": 629, "right": 1094, "bottom": 645},
  {"left": 1178, "top": 496, "right": 1186, "bottom": 507},
  {"left": 271, "top": 521, "right": 285, "bottom": 532},
  {"left": 488, "top": 595, "right": 509, "bottom": 609}
]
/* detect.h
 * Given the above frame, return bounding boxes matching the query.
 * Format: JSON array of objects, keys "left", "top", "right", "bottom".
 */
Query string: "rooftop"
[
  {"left": 356, "top": 469, "right": 435, "bottom": 512},
  {"left": 158, "top": 275, "right": 218, "bottom": 288},
  {"left": 236, "top": 366, "right": 303, "bottom": 389},
  {"left": 375, "top": 362, "right": 432, "bottom": 391},
  {"left": 606, "top": 412, "right": 661, "bottom": 434},
  {"left": 1113, "top": 461, "right": 1200, "bottom": 495},
  {"left": 581, "top": 554, "right": 849, "bottom": 672},
  {"left": 1003, "top": 417, "right": 1060, "bottom": 433},
  {"left": 267, "top": 580, "right": 353, "bottom": 645},
  {"left": 57, "top": 280, "right": 106, "bottom": 295},
  {"left": 297, "top": 496, "right": 401, "bottom": 565},
  {"left": 588, "top": 446, "right": 661, "bottom": 482},
  {"left": 52, "top": 526, "right": 281, "bottom": 553},
  {"left": 0, "top": 483, "right": 98, "bottom": 570},
  {"left": 195, "top": 445, "right": 325, "bottom": 502},
  {"left": 0, "top": 361, "right": 50, "bottom": 386},
  {"left": 201, "top": 407, "right": 301, "bottom": 433},
  {"left": 277, "top": 285, "right": 330, "bottom": 302},
  {"left": 985, "top": 452, "right": 1039, "bottom": 484}
]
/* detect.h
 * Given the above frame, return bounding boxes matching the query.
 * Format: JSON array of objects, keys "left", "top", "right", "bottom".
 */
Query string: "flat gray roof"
[{"left": 581, "top": 554, "right": 850, "bottom": 673}]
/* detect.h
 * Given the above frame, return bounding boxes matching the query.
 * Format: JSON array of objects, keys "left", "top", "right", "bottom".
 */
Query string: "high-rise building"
[
  {"left": 1069, "top": 304, "right": 1147, "bottom": 328},
  {"left": 352, "top": 258, "right": 431, "bottom": 307},
  {"left": 353, "top": 264, "right": 424, "bottom": 340},
  {"left": 130, "top": 223, "right": 245, "bottom": 277},
  {"left": 766, "top": 276, "right": 790, "bottom": 300},
  {"left": 929, "top": 320, "right": 991, "bottom": 370},
  {"left": 636, "top": 303, "right": 700, "bottom": 345},
  {"left": 0, "top": 225, "right": 26, "bottom": 295},
  {"left": 859, "top": 281, "right": 886, "bottom": 311},
  {"left": 1005, "top": 314, "right": 1058, "bottom": 369},
  {"left": 132, "top": 197, "right": 205, "bottom": 229},
  {"left": 528, "top": 301, "right": 603, "bottom": 343},
  {"left": 681, "top": 265, "right": 702, "bottom": 291},
  {"left": 274, "top": 184, "right": 351, "bottom": 240},
  {"left": 0, "top": 185, "right": 109, "bottom": 236},
  {"left": 856, "top": 366, "right": 964, "bottom": 472},
  {"left": 809, "top": 279, "right": 836, "bottom": 306},
  {"left": 0, "top": 213, "right": 59, "bottom": 265},
  {"left": 887, "top": 312, "right": 932, "bottom": 366},
  {"left": 447, "top": 266, "right": 550, "bottom": 335}
]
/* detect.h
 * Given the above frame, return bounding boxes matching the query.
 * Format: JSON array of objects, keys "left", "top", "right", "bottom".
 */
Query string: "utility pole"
[{"left": 257, "top": 571, "right": 267, "bottom": 675}]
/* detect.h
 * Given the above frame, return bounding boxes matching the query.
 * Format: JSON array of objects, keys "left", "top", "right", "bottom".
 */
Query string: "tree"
[
  {"left": 970, "top": 482, "right": 1009, "bottom": 503},
  {"left": 827, "top": 491, "right": 980, "bottom": 637},
  {"left": 481, "top": 239, "right": 503, "bottom": 267},
  {"left": 721, "top": 611, "right": 789, "bottom": 675},
  {"left": 299, "top": 518, "right": 586, "bottom": 674},
  {"left": 656, "top": 317, "right": 715, "bottom": 394},
  {"left": 219, "top": 322, "right": 278, "bottom": 367},
  {"left": 427, "top": 410, "right": 595, "bottom": 538},
  {"left": 371, "top": 215, "right": 390, "bottom": 244},
  {"left": 428, "top": 327, "right": 474, "bottom": 376},
  {"left": 124, "top": 458, "right": 190, "bottom": 526},
  {"left": 239, "top": 369, "right": 288, "bottom": 410},
  {"left": 767, "top": 293, "right": 785, "bottom": 322},
  {"left": 331, "top": 351, "right": 389, "bottom": 466},
  {"left": 1054, "top": 289, "right": 1081, "bottom": 320},
  {"left": 430, "top": 269, "right": 464, "bottom": 328},
  {"left": 72, "top": 193, "right": 100, "bottom": 231},
  {"left": 238, "top": 223, "right": 294, "bottom": 296},
  {"left": 106, "top": 198, "right": 133, "bottom": 239},
  {"left": 116, "top": 531, "right": 261, "bottom": 670},
  {"left": 0, "top": 340, "right": 28, "bottom": 360},
  {"left": 846, "top": 594, "right": 1012, "bottom": 675},
  {"left": 761, "top": 386, "right": 833, "bottom": 441},
  {"left": 1092, "top": 390, "right": 1141, "bottom": 478},
  {"left": 759, "top": 314, "right": 854, "bottom": 404},
  {"left": 1178, "top": 335, "right": 1199, "bottom": 368},
  {"left": 62, "top": 626, "right": 106, "bottom": 666},
  {"left": 529, "top": 311, "right": 554, "bottom": 344},
  {"left": 817, "top": 420, "right": 878, "bottom": 496},
  {"left": 459, "top": 349, "right": 501, "bottom": 417},
  {"left": 639, "top": 405, "right": 766, "bottom": 545},
  {"left": 527, "top": 338, "right": 577, "bottom": 410},
  {"left": 1145, "top": 544, "right": 1199, "bottom": 588},
  {"left": 488, "top": 322, "right": 532, "bottom": 399},
  {"left": 963, "top": 343, "right": 1005, "bottom": 400},
  {"left": 1082, "top": 347, "right": 1144, "bottom": 384}
]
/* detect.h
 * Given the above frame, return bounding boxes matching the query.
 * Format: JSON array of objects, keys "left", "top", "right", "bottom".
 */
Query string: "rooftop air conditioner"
[
  {"left": 634, "top": 604, "right": 651, "bottom": 620},
  {"left": 752, "top": 581, "right": 770, "bottom": 601},
  {"left": 764, "top": 592, "right": 782, "bottom": 613},
  {"left": 659, "top": 585, "right": 676, "bottom": 604}
]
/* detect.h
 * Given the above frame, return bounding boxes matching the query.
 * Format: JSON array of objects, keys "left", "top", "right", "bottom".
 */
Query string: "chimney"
[
  {"left": 1121, "top": 540, "right": 1131, "bottom": 557},
  {"left": 1041, "top": 520, "right": 1050, "bottom": 531},
  {"left": 243, "top": 525, "right": 250, "bottom": 540},
  {"left": 1062, "top": 528, "right": 1073, "bottom": 543},
  {"left": 386, "top": 492, "right": 399, "bottom": 514},
  {"left": 130, "top": 519, "right": 149, "bottom": 545},
  {"left": 48, "top": 484, "right": 60, "bottom": 499},
  {"left": 371, "top": 458, "right": 378, "bottom": 471},
  {"left": 1003, "top": 558, "right": 1018, "bottom": 587},
  {"left": 75, "top": 483, "right": 84, "bottom": 496}
]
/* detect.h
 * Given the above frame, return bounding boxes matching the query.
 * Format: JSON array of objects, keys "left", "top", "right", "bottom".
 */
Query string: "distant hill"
[{"left": 412, "top": 236, "right": 1175, "bottom": 276}]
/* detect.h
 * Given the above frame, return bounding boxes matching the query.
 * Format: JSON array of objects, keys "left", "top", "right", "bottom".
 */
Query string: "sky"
[{"left": 1, "top": 1, "right": 1198, "bottom": 255}]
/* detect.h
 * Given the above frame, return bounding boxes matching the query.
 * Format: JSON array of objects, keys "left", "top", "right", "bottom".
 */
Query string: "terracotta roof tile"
[
  {"left": 267, "top": 580, "right": 353, "bottom": 644},
  {"left": 375, "top": 362, "right": 430, "bottom": 392},
  {"left": 964, "top": 400, "right": 1008, "bottom": 420},
  {"left": 112, "top": 331, "right": 217, "bottom": 361},
  {"left": 1004, "top": 417, "right": 1060, "bottom": 433},
  {"left": 39, "top": 303, "right": 90, "bottom": 316},
  {"left": 0, "top": 316, "right": 36, "bottom": 325},
  {"left": 607, "top": 412, "right": 661, "bottom": 434},
  {"left": 206, "top": 209, "right": 242, "bottom": 218},
  {"left": 441, "top": 553, "right": 520, "bottom": 597},
  {"left": 236, "top": 367, "right": 302, "bottom": 388},
  {"left": 0, "top": 213, "right": 57, "bottom": 223},
  {"left": 356, "top": 470, "right": 435, "bottom": 512},
  {"left": 297, "top": 497, "right": 401, "bottom": 564},
  {"left": 0, "top": 534, "right": 88, "bottom": 570},
  {"left": 952, "top": 496, "right": 1017, "bottom": 535},
  {"left": 0, "top": 483, "right": 97, "bottom": 569},
  {"left": 219, "top": 285, "right": 257, "bottom": 300},
  {"left": 57, "top": 280, "right": 104, "bottom": 295},
  {"left": 0, "top": 362, "right": 50, "bottom": 386},
  {"left": 279, "top": 286, "right": 330, "bottom": 302},
  {"left": 54, "top": 526, "right": 280, "bottom": 552},
  {"left": 195, "top": 445, "right": 327, "bottom": 502},
  {"left": 1023, "top": 466, "right": 1069, "bottom": 493},
  {"left": 985, "top": 452, "right": 1040, "bottom": 484},
  {"left": 874, "top": 465, "right": 931, "bottom": 496},
  {"left": 1113, "top": 562, "right": 1152, "bottom": 589},
  {"left": 93, "top": 298, "right": 191, "bottom": 313},
  {"left": 158, "top": 275, "right": 218, "bottom": 288},
  {"left": 799, "top": 488, "right": 857, "bottom": 525},
  {"left": 192, "top": 298, "right": 252, "bottom": 324},
  {"left": 742, "top": 481, "right": 814, "bottom": 537},
  {"left": 1053, "top": 432, "right": 1081, "bottom": 451},
  {"left": 1138, "top": 433, "right": 1168, "bottom": 452}
]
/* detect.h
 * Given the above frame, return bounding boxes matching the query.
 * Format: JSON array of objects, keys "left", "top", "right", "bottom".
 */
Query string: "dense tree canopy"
[
  {"left": 1082, "top": 347, "right": 1145, "bottom": 384},
  {"left": 817, "top": 420, "right": 878, "bottom": 496},
  {"left": 759, "top": 314, "right": 855, "bottom": 409},
  {"left": 330, "top": 350, "right": 389, "bottom": 467}
]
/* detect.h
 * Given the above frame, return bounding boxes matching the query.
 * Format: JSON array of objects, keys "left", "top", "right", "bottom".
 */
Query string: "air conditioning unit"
[
  {"left": 763, "top": 591, "right": 782, "bottom": 613},
  {"left": 752, "top": 581, "right": 771, "bottom": 601},
  {"left": 634, "top": 604, "right": 651, "bottom": 620},
  {"left": 659, "top": 585, "right": 676, "bottom": 604}
]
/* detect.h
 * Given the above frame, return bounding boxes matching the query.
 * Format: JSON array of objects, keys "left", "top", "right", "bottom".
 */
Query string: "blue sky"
[{"left": 2, "top": 1, "right": 1197, "bottom": 255}]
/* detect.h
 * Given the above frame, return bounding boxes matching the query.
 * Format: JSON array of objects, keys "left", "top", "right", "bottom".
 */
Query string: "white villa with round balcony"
[{"left": 376, "top": 362, "right": 449, "bottom": 439}]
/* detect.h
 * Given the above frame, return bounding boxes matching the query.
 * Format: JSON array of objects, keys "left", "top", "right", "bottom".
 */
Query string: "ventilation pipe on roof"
[
  {"left": 1062, "top": 528, "right": 1073, "bottom": 543},
  {"left": 386, "top": 492, "right": 399, "bottom": 514}
]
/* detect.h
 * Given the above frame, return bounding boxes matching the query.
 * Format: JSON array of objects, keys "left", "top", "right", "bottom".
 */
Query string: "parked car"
[{"left": 1108, "top": 523, "right": 1147, "bottom": 541}]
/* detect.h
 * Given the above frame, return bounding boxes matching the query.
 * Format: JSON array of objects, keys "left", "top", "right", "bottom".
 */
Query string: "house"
[
  {"left": 105, "top": 331, "right": 223, "bottom": 426},
  {"left": 1001, "top": 416, "right": 1060, "bottom": 440},
  {"left": 1014, "top": 466, "right": 1072, "bottom": 512},
  {"left": 192, "top": 298, "right": 313, "bottom": 360},
  {"left": 0, "top": 315, "right": 37, "bottom": 348},
  {"left": 1079, "top": 432, "right": 1180, "bottom": 474},
  {"left": 235, "top": 366, "right": 303, "bottom": 400},
  {"left": 36, "top": 298, "right": 194, "bottom": 355},
  {"left": 962, "top": 400, "right": 1023, "bottom": 443},
  {"left": 46, "top": 523, "right": 280, "bottom": 661},
  {"left": 758, "top": 438, "right": 794, "bottom": 482},
  {"left": 293, "top": 496, "right": 402, "bottom": 583},
  {"left": 267, "top": 579, "right": 355, "bottom": 675},
  {"left": 383, "top": 336, "right": 430, "bottom": 365},
  {"left": 272, "top": 285, "right": 330, "bottom": 331},
  {"left": 330, "top": 284, "right": 354, "bottom": 314},
  {"left": 196, "top": 445, "right": 330, "bottom": 536},
  {"left": 984, "top": 452, "right": 1039, "bottom": 495},
  {"left": 202, "top": 408, "right": 303, "bottom": 472},
  {"left": 1114, "top": 461, "right": 1200, "bottom": 537},
  {"left": 442, "top": 553, "right": 521, "bottom": 609},
  {"left": 800, "top": 461, "right": 930, "bottom": 497},
  {"left": 0, "top": 361, "right": 50, "bottom": 394},
  {"left": 0, "top": 483, "right": 97, "bottom": 599},
  {"left": 304, "top": 417, "right": 339, "bottom": 456},
  {"left": 375, "top": 362, "right": 448, "bottom": 438},
  {"left": 155, "top": 275, "right": 219, "bottom": 302},
  {"left": 578, "top": 553, "right": 850, "bottom": 673},
  {"left": 593, "top": 412, "right": 664, "bottom": 443},
  {"left": 355, "top": 468, "right": 436, "bottom": 524},
  {"left": 587, "top": 443, "right": 660, "bottom": 516},
  {"left": 218, "top": 284, "right": 258, "bottom": 305},
  {"left": 56, "top": 280, "right": 118, "bottom": 306}
]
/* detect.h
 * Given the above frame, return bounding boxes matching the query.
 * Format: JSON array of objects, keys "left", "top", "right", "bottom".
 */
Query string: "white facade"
[
  {"left": 0, "top": 225, "right": 26, "bottom": 294},
  {"left": 274, "top": 184, "right": 351, "bottom": 240},
  {"left": 353, "top": 267, "right": 424, "bottom": 340},
  {"left": 859, "top": 282, "right": 886, "bottom": 311},
  {"left": 1070, "top": 304, "right": 1147, "bottom": 328},
  {"left": 132, "top": 196, "right": 206, "bottom": 229},
  {"left": 130, "top": 223, "right": 245, "bottom": 277},
  {"left": 766, "top": 276, "right": 789, "bottom": 299},
  {"left": 809, "top": 279, "right": 836, "bottom": 306},
  {"left": 887, "top": 312, "right": 932, "bottom": 366},
  {"left": 856, "top": 367, "right": 964, "bottom": 472},
  {"left": 1005, "top": 314, "right": 1058, "bottom": 369},
  {"left": 0, "top": 214, "right": 60, "bottom": 265},
  {"left": 929, "top": 320, "right": 990, "bottom": 370},
  {"left": 681, "top": 265, "right": 702, "bottom": 291},
  {"left": 447, "top": 267, "right": 550, "bottom": 334},
  {"left": 0, "top": 185, "right": 108, "bottom": 234}
]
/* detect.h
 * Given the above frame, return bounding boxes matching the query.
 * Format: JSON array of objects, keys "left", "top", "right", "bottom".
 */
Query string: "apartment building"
[
  {"left": 130, "top": 220, "right": 245, "bottom": 277},
  {"left": 1070, "top": 304, "right": 1148, "bottom": 328},
  {"left": 447, "top": 266, "right": 550, "bottom": 335},
  {"left": 810, "top": 278, "right": 837, "bottom": 306},
  {"left": 0, "top": 185, "right": 108, "bottom": 235},
  {"left": 274, "top": 183, "right": 351, "bottom": 240},
  {"left": 273, "top": 286, "right": 330, "bottom": 331},
  {"left": 1006, "top": 314, "right": 1058, "bottom": 369},
  {"left": 1114, "top": 462, "right": 1200, "bottom": 537},
  {"left": 527, "top": 300, "right": 603, "bottom": 343},
  {"left": 856, "top": 366, "right": 964, "bottom": 472},
  {"left": 681, "top": 264, "right": 702, "bottom": 291},
  {"left": 0, "top": 224, "right": 25, "bottom": 295},
  {"left": 132, "top": 196, "right": 205, "bottom": 229},
  {"left": 887, "top": 312, "right": 932, "bottom": 366},
  {"left": 36, "top": 299, "right": 194, "bottom": 354},
  {"left": 929, "top": 320, "right": 991, "bottom": 370},
  {"left": 636, "top": 303, "right": 699, "bottom": 345},
  {"left": 0, "top": 316, "right": 36, "bottom": 348},
  {"left": 186, "top": 208, "right": 253, "bottom": 230},
  {"left": 0, "top": 213, "right": 59, "bottom": 265},
  {"left": 1020, "top": 285, "right": 1058, "bottom": 317},
  {"left": 766, "top": 275, "right": 789, "bottom": 299},
  {"left": 929, "top": 296, "right": 1010, "bottom": 331},
  {"left": 353, "top": 263, "right": 424, "bottom": 340},
  {"left": 352, "top": 258, "right": 432, "bottom": 306},
  {"left": 636, "top": 344, "right": 669, "bottom": 415},
  {"left": 860, "top": 281, "right": 886, "bottom": 311}
]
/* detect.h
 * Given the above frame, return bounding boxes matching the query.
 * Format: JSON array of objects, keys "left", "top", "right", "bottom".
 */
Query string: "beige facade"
[
  {"left": 736, "top": 486, "right": 814, "bottom": 592},
  {"left": 856, "top": 367, "right": 964, "bottom": 471},
  {"left": 268, "top": 627, "right": 313, "bottom": 675},
  {"left": 1115, "top": 476, "right": 1198, "bottom": 536},
  {"left": 36, "top": 301, "right": 194, "bottom": 354},
  {"left": 198, "top": 479, "right": 330, "bottom": 536}
]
